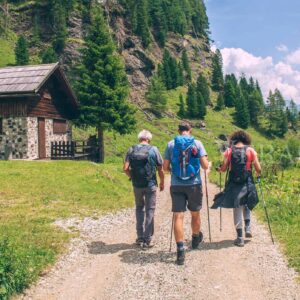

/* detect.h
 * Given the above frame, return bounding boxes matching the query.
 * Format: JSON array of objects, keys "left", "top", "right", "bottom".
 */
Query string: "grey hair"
[{"left": 138, "top": 130, "right": 153, "bottom": 142}]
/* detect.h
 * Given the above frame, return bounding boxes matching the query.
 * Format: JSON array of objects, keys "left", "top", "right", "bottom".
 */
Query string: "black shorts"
[{"left": 170, "top": 184, "right": 203, "bottom": 212}]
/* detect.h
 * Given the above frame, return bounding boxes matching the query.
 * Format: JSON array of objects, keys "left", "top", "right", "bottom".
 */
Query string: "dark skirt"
[{"left": 211, "top": 176, "right": 259, "bottom": 210}]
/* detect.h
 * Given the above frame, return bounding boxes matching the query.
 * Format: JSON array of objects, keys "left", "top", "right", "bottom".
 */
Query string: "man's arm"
[
  {"left": 157, "top": 166, "right": 165, "bottom": 191},
  {"left": 253, "top": 156, "right": 262, "bottom": 176},
  {"left": 163, "top": 159, "right": 171, "bottom": 172},
  {"left": 200, "top": 156, "right": 209, "bottom": 170},
  {"left": 123, "top": 161, "right": 131, "bottom": 178}
]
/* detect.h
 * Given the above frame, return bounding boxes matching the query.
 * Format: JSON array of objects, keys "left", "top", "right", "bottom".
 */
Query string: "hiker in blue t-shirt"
[
  {"left": 124, "top": 130, "right": 164, "bottom": 249},
  {"left": 163, "top": 122, "right": 209, "bottom": 265}
]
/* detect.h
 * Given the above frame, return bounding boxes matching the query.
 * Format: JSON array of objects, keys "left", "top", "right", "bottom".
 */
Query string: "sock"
[
  {"left": 245, "top": 219, "right": 250, "bottom": 227},
  {"left": 192, "top": 232, "right": 200, "bottom": 238},
  {"left": 236, "top": 228, "right": 243, "bottom": 238},
  {"left": 176, "top": 241, "right": 184, "bottom": 251}
]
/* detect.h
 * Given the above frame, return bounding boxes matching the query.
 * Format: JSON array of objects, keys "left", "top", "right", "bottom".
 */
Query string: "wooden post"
[{"left": 98, "top": 127, "right": 104, "bottom": 163}]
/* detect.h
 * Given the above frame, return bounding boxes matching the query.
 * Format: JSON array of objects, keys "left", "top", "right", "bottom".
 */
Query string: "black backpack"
[
  {"left": 229, "top": 146, "right": 250, "bottom": 184},
  {"left": 129, "top": 145, "right": 155, "bottom": 188}
]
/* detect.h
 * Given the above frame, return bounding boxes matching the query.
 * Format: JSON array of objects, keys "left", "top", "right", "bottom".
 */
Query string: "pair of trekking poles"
[{"left": 169, "top": 172, "right": 274, "bottom": 251}]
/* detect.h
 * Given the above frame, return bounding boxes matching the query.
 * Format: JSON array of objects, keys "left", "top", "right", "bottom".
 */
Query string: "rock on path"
[{"left": 19, "top": 174, "right": 300, "bottom": 300}]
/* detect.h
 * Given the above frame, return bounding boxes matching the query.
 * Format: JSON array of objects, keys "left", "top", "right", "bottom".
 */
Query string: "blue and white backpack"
[{"left": 171, "top": 136, "right": 200, "bottom": 180}]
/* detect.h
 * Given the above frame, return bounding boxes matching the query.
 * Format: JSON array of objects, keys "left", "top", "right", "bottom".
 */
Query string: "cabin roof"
[{"left": 0, "top": 63, "right": 77, "bottom": 104}]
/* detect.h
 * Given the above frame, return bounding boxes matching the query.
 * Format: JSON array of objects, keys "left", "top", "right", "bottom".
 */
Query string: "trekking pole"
[
  {"left": 204, "top": 170, "right": 212, "bottom": 243},
  {"left": 169, "top": 213, "right": 175, "bottom": 252},
  {"left": 219, "top": 172, "right": 222, "bottom": 232},
  {"left": 257, "top": 176, "right": 275, "bottom": 245}
]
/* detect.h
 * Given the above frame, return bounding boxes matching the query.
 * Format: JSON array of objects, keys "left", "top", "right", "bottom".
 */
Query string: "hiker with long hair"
[
  {"left": 124, "top": 130, "right": 164, "bottom": 249},
  {"left": 214, "top": 130, "right": 261, "bottom": 247},
  {"left": 163, "top": 122, "right": 209, "bottom": 265}
]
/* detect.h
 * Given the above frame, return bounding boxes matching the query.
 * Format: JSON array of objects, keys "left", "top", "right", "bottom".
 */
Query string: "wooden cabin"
[{"left": 0, "top": 63, "right": 78, "bottom": 160}]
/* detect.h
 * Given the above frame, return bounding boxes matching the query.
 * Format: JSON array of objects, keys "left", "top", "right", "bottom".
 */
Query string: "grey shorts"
[{"left": 170, "top": 184, "right": 203, "bottom": 212}]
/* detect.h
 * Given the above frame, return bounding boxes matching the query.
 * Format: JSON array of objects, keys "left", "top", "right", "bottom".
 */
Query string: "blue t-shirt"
[{"left": 164, "top": 137, "right": 207, "bottom": 186}]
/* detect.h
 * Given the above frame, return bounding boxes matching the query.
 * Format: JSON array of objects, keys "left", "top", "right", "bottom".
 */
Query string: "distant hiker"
[
  {"left": 213, "top": 130, "right": 261, "bottom": 247},
  {"left": 163, "top": 122, "right": 209, "bottom": 265},
  {"left": 124, "top": 130, "right": 164, "bottom": 249}
]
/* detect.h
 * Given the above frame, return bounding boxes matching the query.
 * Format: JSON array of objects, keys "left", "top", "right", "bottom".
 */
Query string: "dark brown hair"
[
  {"left": 230, "top": 130, "right": 252, "bottom": 145},
  {"left": 178, "top": 122, "right": 192, "bottom": 132}
]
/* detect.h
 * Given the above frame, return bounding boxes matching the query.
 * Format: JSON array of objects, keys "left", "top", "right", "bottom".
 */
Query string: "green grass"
[
  {"left": 0, "top": 38, "right": 15, "bottom": 67},
  {"left": 0, "top": 161, "right": 133, "bottom": 299},
  {"left": 255, "top": 167, "right": 300, "bottom": 275}
]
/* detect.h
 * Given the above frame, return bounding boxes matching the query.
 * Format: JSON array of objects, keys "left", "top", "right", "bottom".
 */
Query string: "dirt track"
[{"left": 20, "top": 173, "right": 300, "bottom": 300}]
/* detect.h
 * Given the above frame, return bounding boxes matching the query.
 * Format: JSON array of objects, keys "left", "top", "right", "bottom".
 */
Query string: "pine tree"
[
  {"left": 235, "top": 88, "right": 250, "bottom": 129},
  {"left": 41, "top": 47, "right": 58, "bottom": 63},
  {"left": 136, "top": 0, "right": 151, "bottom": 47},
  {"left": 197, "top": 91, "right": 206, "bottom": 119},
  {"left": 146, "top": 75, "right": 167, "bottom": 116},
  {"left": 181, "top": 49, "right": 192, "bottom": 81},
  {"left": 239, "top": 74, "right": 250, "bottom": 107},
  {"left": 186, "top": 83, "right": 197, "bottom": 118},
  {"left": 161, "top": 50, "right": 172, "bottom": 89},
  {"left": 215, "top": 92, "right": 225, "bottom": 111},
  {"left": 51, "top": 0, "right": 67, "bottom": 53},
  {"left": 76, "top": 6, "right": 136, "bottom": 163},
  {"left": 224, "top": 75, "right": 236, "bottom": 107},
  {"left": 248, "top": 90, "right": 263, "bottom": 124},
  {"left": 15, "top": 35, "right": 29, "bottom": 65},
  {"left": 287, "top": 99, "right": 298, "bottom": 129},
  {"left": 177, "top": 62, "right": 184, "bottom": 86},
  {"left": 149, "top": 0, "right": 167, "bottom": 46},
  {"left": 177, "top": 93, "right": 185, "bottom": 118},
  {"left": 196, "top": 74, "right": 210, "bottom": 105},
  {"left": 190, "top": 0, "right": 209, "bottom": 38},
  {"left": 211, "top": 49, "right": 224, "bottom": 92}
]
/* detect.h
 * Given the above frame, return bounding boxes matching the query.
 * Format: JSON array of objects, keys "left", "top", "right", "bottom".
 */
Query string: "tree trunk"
[{"left": 98, "top": 127, "right": 104, "bottom": 163}]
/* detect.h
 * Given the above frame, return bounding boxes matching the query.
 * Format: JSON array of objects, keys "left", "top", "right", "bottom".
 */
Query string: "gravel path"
[{"left": 19, "top": 174, "right": 300, "bottom": 300}]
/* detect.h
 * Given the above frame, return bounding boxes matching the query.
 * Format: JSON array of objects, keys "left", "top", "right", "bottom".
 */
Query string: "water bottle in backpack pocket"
[{"left": 171, "top": 136, "right": 200, "bottom": 180}]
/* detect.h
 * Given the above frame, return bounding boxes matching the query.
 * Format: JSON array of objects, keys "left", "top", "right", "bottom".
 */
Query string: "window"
[
  {"left": 53, "top": 119, "right": 67, "bottom": 134},
  {"left": 0, "top": 118, "right": 3, "bottom": 135}
]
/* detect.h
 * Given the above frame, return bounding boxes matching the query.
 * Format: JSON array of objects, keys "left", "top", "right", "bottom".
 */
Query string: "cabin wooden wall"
[
  {"left": 27, "top": 90, "right": 68, "bottom": 120},
  {"left": 0, "top": 99, "right": 27, "bottom": 117}
]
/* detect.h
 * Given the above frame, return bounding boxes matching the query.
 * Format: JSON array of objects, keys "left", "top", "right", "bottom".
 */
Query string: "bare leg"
[
  {"left": 174, "top": 212, "right": 184, "bottom": 242},
  {"left": 191, "top": 211, "right": 201, "bottom": 235}
]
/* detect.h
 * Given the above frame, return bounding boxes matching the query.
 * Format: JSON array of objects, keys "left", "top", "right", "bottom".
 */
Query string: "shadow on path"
[
  {"left": 199, "top": 239, "right": 250, "bottom": 251},
  {"left": 88, "top": 241, "right": 137, "bottom": 254},
  {"left": 119, "top": 250, "right": 175, "bottom": 265}
]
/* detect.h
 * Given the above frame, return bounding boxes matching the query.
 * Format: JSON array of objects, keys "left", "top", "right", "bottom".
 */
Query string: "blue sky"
[{"left": 205, "top": 0, "right": 300, "bottom": 103}]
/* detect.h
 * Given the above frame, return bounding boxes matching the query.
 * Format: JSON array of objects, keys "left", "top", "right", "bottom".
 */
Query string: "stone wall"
[
  {"left": 27, "top": 117, "right": 39, "bottom": 160},
  {"left": 45, "top": 119, "right": 72, "bottom": 158},
  {"left": 0, "top": 117, "right": 28, "bottom": 160},
  {"left": 0, "top": 117, "right": 72, "bottom": 160}
]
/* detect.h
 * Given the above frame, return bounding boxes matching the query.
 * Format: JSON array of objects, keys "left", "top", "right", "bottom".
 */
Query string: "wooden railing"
[{"left": 51, "top": 140, "right": 99, "bottom": 162}]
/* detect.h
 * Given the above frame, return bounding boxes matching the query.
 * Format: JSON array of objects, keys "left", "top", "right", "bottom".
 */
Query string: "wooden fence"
[{"left": 51, "top": 140, "right": 99, "bottom": 162}]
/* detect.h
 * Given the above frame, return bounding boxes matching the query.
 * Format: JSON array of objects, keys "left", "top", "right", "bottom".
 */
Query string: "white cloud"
[
  {"left": 221, "top": 48, "right": 300, "bottom": 104},
  {"left": 286, "top": 48, "right": 300, "bottom": 65},
  {"left": 276, "top": 44, "right": 289, "bottom": 52}
]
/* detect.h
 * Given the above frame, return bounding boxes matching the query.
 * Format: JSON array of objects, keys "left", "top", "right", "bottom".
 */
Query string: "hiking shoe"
[
  {"left": 192, "top": 231, "right": 204, "bottom": 249},
  {"left": 245, "top": 227, "right": 253, "bottom": 238},
  {"left": 135, "top": 238, "right": 144, "bottom": 247},
  {"left": 176, "top": 248, "right": 185, "bottom": 265},
  {"left": 234, "top": 238, "right": 245, "bottom": 247},
  {"left": 143, "top": 240, "right": 155, "bottom": 249}
]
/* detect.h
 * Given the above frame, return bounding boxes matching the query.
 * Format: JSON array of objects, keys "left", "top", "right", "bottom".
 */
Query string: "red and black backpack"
[{"left": 229, "top": 146, "right": 251, "bottom": 184}]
